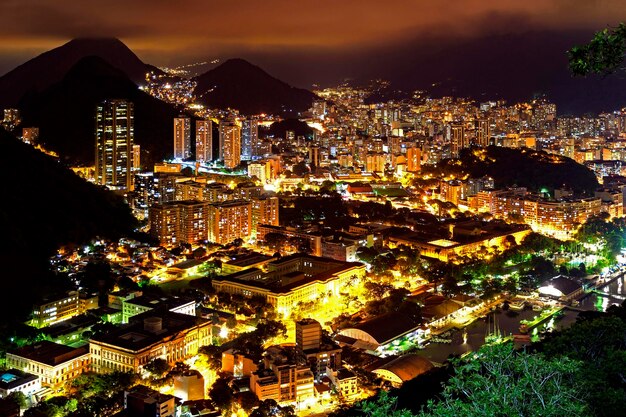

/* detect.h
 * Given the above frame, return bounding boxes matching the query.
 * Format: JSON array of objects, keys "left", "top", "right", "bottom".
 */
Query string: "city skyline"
[{"left": 0, "top": 3, "right": 625, "bottom": 417}]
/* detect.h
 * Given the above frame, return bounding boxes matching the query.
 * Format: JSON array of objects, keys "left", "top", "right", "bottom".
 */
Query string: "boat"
[{"left": 509, "top": 300, "right": 526, "bottom": 311}]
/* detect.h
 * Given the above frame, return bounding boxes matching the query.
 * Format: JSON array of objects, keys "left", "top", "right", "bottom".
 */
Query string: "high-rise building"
[
  {"left": 241, "top": 119, "right": 258, "bottom": 161},
  {"left": 309, "top": 147, "right": 320, "bottom": 167},
  {"left": 450, "top": 124, "right": 465, "bottom": 157},
  {"left": 251, "top": 196, "right": 279, "bottom": 236},
  {"left": 476, "top": 119, "right": 490, "bottom": 147},
  {"left": 173, "top": 117, "right": 191, "bottom": 160},
  {"left": 195, "top": 120, "right": 212, "bottom": 163},
  {"left": 207, "top": 201, "right": 251, "bottom": 244},
  {"left": 149, "top": 201, "right": 209, "bottom": 246},
  {"left": 407, "top": 147, "right": 421, "bottom": 172},
  {"left": 219, "top": 119, "right": 241, "bottom": 169},
  {"left": 132, "top": 144, "right": 141, "bottom": 171},
  {"left": 95, "top": 99, "right": 134, "bottom": 191}
]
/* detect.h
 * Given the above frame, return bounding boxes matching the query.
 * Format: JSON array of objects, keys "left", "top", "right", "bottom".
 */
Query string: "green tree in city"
[
  {"left": 6, "top": 391, "right": 27, "bottom": 409},
  {"left": 361, "top": 343, "right": 589, "bottom": 417},
  {"left": 144, "top": 358, "right": 170, "bottom": 377},
  {"left": 569, "top": 23, "right": 626, "bottom": 76},
  {"left": 209, "top": 376, "right": 235, "bottom": 411}
]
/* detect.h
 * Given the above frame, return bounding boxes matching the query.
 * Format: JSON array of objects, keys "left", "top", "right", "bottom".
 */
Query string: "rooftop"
[
  {"left": 90, "top": 310, "right": 209, "bottom": 352},
  {"left": 8, "top": 341, "right": 88, "bottom": 367}
]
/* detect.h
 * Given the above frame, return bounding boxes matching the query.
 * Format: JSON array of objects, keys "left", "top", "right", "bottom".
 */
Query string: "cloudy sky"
[{"left": 1, "top": 0, "right": 626, "bottom": 90}]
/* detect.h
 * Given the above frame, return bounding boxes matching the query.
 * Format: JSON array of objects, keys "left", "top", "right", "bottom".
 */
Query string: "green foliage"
[
  {"left": 209, "top": 376, "right": 234, "bottom": 410},
  {"left": 250, "top": 399, "right": 296, "bottom": 417},
  {"left": 539, "top": 314, "right": 626, "bottom": 417},
  {"left": 569, "top": 23, "right": 626, "bottom": 76},
  {"left": 6, "top": 391, "right": 27, "bottom": 409},
  {"left": 144, "top": 358, "right": 170, "bottom": 377},
  {"left": 362, "top": 344, "right": 589, "bottom": 417},
  {"left": 197, "top": 345, "right": 223, "bottom": 371}
]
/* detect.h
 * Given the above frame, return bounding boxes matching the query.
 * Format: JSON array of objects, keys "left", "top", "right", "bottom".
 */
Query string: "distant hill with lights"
[
  {"left": 0, "top": 129, "right": 137, "bottom": 319},
  {"left": 193, "top": 58, "right": 318, "bottom": 116},
  {"left": 17, "top": 55, "right": 178, "bottom": 165},
  {"left": 0, "top": 38, "right": 161, "bottom": 109},
  {"left": 427, "top": 146, "right": 599, "bottom": 195}
]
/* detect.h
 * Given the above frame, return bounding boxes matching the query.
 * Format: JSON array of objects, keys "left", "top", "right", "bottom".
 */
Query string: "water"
[
  {"left": 417, "top": 308, "right": 537, "bottom": 364},
  {"left": 578, "top": 275, "right": 626, "bottom": 312},
  {"left": 417, "top": 275, "right": 626, "bottom": 364}
]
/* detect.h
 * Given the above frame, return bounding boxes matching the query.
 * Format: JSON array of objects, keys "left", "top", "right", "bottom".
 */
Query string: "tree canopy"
[{"left": 569, "top": 23, "right": 626, "bottom": 76}]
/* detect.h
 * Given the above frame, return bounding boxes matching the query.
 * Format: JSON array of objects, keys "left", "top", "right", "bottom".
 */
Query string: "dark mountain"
[
  {"left": 0, "top": 129, "right": 137, "bottom": 319},
  {"left": 0, "top": 38, "right": 161, "bottom": 109},
  {"left": 193, "top": 58, "right": 318, "bottom": 116},
  {"left": 425, "top": 146, "right": 599, "bottom": 195},
  {"left": 18, "top": 56, "right": 178, "bottom": 165},
  {"left": 352, "top": 30, "right": 626, "bottom": 115},
  {"left": 265, "top": 119, "right": 315, "bottom": 140}
]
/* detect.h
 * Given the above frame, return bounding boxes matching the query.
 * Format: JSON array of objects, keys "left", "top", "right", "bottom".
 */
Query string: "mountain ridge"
[
  {"left": 0, "top": 37, "right": 160, "bottom": 108},
  {"left": 193, "top": 58, "right": 318, "bottom": 116}
]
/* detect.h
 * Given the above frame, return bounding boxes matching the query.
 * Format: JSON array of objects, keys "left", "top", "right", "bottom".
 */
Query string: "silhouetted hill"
[
  {"left": 0, "top": 38, "right": 160, "bottom": 109},
  {"left": 425, "top": 146, "right": 599, "bottom": 195},
  {"left": 0, "top": 129, "right": 137, "bottom": 319},
  {"left": 265, "top": 119, "right": 315, "bottom": 139},
  {"left": 354, "top": 30, "right": 626, "bottom": 115},
  {"left": 18, "top": 56, "right": 178, "bottom": 165},
  {"left": 193, "top": 59, "right": 317, "bottom": 116}
]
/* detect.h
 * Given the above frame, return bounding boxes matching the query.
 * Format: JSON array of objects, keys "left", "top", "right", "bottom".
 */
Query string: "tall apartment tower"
[
  {"left": 173, "top": 117, "right": 191, "bottom": 160},
  {"left": 95, "top": 99, "right": 134, "bottom": 191},
  {"left": 219, "top": 119, "right": 241, "bottom": 169},
  {"left": 407, "top": 147, "right": 421, "bottom": 172},
  {"left": 195, "top": 119, "right": 213, "bottom": 163},
  {"left": 241, "top": 119, "right": 258, "bottom": 161},
  {"left": 207, "top": 201, "right": 251, "bottom": 244},
  {"left": 450, "top": 124, "right": 465, "bottom": 158},
  {"left": 251, "top": 196, "right": 279, "bottom": 236},
  {"left": 295, "top": 318, "right": 322, "bottom": 352},
  {"left": 476, "top": 119, "right": 490, "bottom": 147}
]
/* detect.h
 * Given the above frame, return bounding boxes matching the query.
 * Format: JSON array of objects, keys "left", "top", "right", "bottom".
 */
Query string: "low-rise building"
[
  {"left": 89, "top": 310, "right": 211, "bottom": 373},
  {"left": 6, "top": 341, "right": 90, "bottom": 389},
  {"left": 0, "top": 369, "right": 40, "bottom": 400},
  {"left": 212, "top": 255, "right": 366, "bottom": 318},
  {"left": 250, "top": 347, "right": 315, "bottom": 404},
  {"left": 372, "top": 354, "right": 434, "bottom": 387},
  {"left": 122, "top": 295, "right": 196, "bottom": 323},
  {"left": 327, "top": 367, "right": 358, "bottom": 399},
  {"left": 124, "top": 385, "right": 177, "bottom": 417},
  {"left": 31, "top": 291, "right": 80, "bottom": 328}
]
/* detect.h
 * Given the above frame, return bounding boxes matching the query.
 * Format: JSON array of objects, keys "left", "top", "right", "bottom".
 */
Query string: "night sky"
[{"left": 2, "top": 0, "right": 626, "bottom": 110}]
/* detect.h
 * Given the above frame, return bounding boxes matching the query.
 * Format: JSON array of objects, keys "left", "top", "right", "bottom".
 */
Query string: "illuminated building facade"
[
  {"left": 212, "top": 255, "right": 366, "bottom": 317},
  {"left": 207, "top": 201, "right": 252, "bottom": 244},
  {"left": 95, "top": 99, "right": 134, "bottom": 191},
  {"left": 6, "top": 341, "right": 90, "bottom": 389},
  {"left": 89, "top": 311, "right": 211, "bottom": 373},
  {"left": 132, "top": 144, "right": 141, "bottom": 172},
  {"left": 251, "top": 196, "right": 279, "bottom": 235},
  {"left": 173, "top": 117, "right": 191, "bottom": 160},
  {"left": 406, "top": 147, "right": 421, "bottom": 172},
  {"left": 31, "top": 291, "right": 80, "bottom": 328},
  {"left": 476, "top": 119, "right": 490, "bottom": 147},
  {"left": 195, "top": 119, "right": 212, "bottom": 163},
  {"left": 219, "top": 119, "right": 241, "bottom": 168},
  {"left": 450, "top": 123, "right": 465, "bottom": 157},
  {"left": 149, "top": 200, "right": 208, "bottom": 245},
  {"left": 242, "top": 118, "right": 258, "bottom": 160}
]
